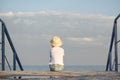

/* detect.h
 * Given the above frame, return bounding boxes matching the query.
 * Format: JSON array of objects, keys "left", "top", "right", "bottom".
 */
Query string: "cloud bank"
[{"left": 0, "top": 11, "right": 117, "bottom": 65}]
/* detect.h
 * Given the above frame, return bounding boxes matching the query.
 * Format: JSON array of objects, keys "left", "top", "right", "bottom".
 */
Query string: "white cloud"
[
  {"left": 0, "top": 11, "right": 13, "bottom": 16},
  {"left": 0, "top": 11, "right": 114, "bottom": 18},
  {"left": 66, "top": 37, "right": 94, "bottom": 42},
  {"left": 0, "top": 11, "right": 115, "bottom": 65},
  {"left": 82, "top": 37, "right": 93, "bottom": 42}
]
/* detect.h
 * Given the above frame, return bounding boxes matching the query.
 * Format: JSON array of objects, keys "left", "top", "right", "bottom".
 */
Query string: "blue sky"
[
  {"left": 0, "top": 0, "right": 120, "bottom": 66},
  {"left": 0, "top": 0, "right": 120, "bottom": 16}
]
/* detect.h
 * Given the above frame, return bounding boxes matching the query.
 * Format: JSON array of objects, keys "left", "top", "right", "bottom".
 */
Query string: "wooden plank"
[
  {"left": 0, "top": 71, "right": 120, "bottom": 79},
  {"left": 0, "top": 71, "right": 120, "bottom": 80}
]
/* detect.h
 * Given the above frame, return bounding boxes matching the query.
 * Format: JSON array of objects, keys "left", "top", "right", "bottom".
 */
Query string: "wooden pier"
[{"left": 0, "top": 71, "right": 120, "bottom": 80}]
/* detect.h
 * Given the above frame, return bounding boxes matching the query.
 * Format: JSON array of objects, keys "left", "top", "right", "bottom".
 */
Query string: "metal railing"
[
  {"left": 0, "top": 19, "right": 24, "bottom": 71},
  {"left": 106, "top": 13, "right": 120, "bottom": 72}
]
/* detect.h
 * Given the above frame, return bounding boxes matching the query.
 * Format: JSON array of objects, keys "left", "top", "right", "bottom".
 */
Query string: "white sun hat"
[{"left": 50, "top": 36, "right": 63, "bottom": 47}]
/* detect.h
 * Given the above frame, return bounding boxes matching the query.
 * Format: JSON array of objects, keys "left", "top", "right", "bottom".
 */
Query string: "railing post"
[
  {"left": 106, "top": 25, "right": 115, "bottom": 71},
  {"left": 13, "top": 52, "right": 16, "bottom": 71},
  {"left": 114, "top": 20, "right": 118, "bottom": 72},
  {"left": 1, "top": 23, "right": 5, "bottom": 71}
]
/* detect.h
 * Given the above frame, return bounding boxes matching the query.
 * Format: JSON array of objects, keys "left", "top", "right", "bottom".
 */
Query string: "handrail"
[
  {"left": 0, "top": 19, "right": 24, "bottom": 71},
  {"left": 106, "top": 13, "right": 120, "bottom": 72}
]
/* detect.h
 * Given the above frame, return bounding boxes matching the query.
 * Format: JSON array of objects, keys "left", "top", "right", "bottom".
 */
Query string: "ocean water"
[
  {"left": 2, "top": 65, "right": 120, "bottom": 71},
  {"left": 23, "top": 65, "right": 107, "bottom": 71}
]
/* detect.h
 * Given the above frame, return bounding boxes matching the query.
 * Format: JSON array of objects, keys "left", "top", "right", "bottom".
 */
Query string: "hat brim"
[{"left": 51, "top": 42, "right": 62, "bottom": 47}]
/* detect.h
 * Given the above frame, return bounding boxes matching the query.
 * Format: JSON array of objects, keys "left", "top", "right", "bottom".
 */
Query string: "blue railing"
[
  {"left": 106, "top": 13, "right": 120, "bottom": 72},
  {"left": 0, "top": 19, "right": 24, "bottom": 71}
]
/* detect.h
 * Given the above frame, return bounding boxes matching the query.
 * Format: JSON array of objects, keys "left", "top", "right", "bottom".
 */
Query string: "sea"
[
  {"left": 2, "top": 65, "right": 120, "bottom": 71},
  {"left": 22, "top": 65, "right": 107, "bottom": 71}
]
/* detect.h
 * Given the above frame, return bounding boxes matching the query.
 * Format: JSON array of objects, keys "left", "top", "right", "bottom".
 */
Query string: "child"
[{"left": 49, "top": 36, "right": 64, "bottom": 71}]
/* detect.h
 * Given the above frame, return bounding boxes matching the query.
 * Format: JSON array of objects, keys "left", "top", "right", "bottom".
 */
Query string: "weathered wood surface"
[
  {"left": 0, "top": 71, "right": 120, "bottom": 76},
  {"left": 0, "top": 71, "right": 120, "bottom": 80}
]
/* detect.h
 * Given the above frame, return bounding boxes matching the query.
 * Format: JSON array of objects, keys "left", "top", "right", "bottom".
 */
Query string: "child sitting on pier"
[{"left": 49, "top": 36, "right": 64, "bottom": 71}]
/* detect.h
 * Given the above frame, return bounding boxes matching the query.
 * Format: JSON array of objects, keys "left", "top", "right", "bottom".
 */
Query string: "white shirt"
[{"left": 49, "top": 47, "right": 64, "bottom": 65}]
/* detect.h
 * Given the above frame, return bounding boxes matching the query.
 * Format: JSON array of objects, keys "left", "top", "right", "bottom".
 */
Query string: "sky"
[
  {"left": 0, "top": 0, "right": 120, "bottom": 16},
  {"left": 0, "top": 0, "right": 120, "bottom": 66}
]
